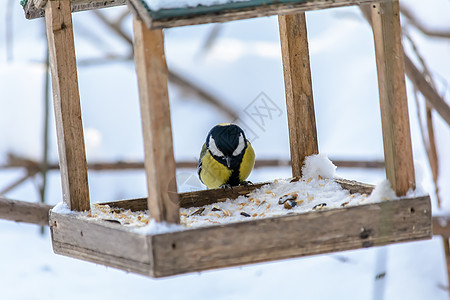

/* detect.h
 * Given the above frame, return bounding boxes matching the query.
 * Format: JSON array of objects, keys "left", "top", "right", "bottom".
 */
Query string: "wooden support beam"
[
  {"left": 279, "top": 13, "right": 318, "bottom": 178},
  {"left": 45, "top": 0, "right": 90, "bottom": 211},
  {"left": 371, "top": 1, "right": 415, "bottom": 196},
  {"left": 133, "top": 18, "right": 179, "bottom": 224},
  {"left": 0, "top": 197, "right": 52, "bottom": 226}
]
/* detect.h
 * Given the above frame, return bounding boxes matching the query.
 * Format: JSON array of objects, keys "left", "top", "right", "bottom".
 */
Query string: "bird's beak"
[{"left": 226, "top": 156, "right": 232, "bottom": 168}]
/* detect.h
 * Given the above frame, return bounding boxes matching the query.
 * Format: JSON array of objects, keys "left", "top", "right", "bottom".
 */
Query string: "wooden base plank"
[
  {"left": 53, "top": 240, "right": 152, "bottom": 276},
  {"left": 150, "top": 196, "right": 431, "bottom": 277},
  {"left": 50, "top": 212, "right": 153, "bottom": 275},
  {"left": 50, "top": 187, "right": 431, "bottom": 278}
]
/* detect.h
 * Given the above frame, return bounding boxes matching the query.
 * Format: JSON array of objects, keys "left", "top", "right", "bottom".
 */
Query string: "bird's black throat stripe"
[{"left": 210, "top": 148, "right": 246, "bottom": 186}]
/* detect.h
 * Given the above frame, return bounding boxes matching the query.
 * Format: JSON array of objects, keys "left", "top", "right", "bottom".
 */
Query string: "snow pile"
[
  {"left": 51, "top": 202, "right": 72, "bottom": 214},
  {"left": 302, "top": 153, "right": 337, "bottom": 179},
  {"left": 366, "top": 180, "right": 396, "bottom": 203},
  {"left": 145, "top": 0, "right": 250, "bottom": 11}
]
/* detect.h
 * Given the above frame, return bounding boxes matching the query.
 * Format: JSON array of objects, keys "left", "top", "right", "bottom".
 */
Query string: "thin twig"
[
  {"left": 6, "top": 0, "right": 14, "bottom": 62},
  {"left": 196, "top": 23, "right": 223, "bottom": 59},
  {"left": 40, "top": 22, "right": 50, "bottom": 207},
  {"left": 115, "top": 9, "right": 130, "bottom": 25},
  {"left": 92, "top": 10, "right": 133, "bottom": 45},
  {"left": 168, "top": 71, "right": 239, "bottom": 120},
  {"left": 77, "top": 54, "right": 133, "bottom": 66},
  {"left": 0, "top": 170, "right": 38, "bottom": 196}
]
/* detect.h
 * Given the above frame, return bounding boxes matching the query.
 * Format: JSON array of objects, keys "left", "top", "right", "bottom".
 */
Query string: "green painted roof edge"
[{"left": 143, "top": 0, "right": 311, "bottom": 20}]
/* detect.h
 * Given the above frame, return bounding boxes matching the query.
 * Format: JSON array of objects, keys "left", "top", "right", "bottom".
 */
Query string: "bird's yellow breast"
[{"left": 199, "top": 151, "right": 232, "bottom": 189}]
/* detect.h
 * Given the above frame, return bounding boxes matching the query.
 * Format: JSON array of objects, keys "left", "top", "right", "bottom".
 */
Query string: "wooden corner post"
[
  {"left": 45, "top": 0, "right": 90, "bottom": 211},
  {"left": 279, "top": 13, "right": 318, "bottom": 178},
  {"left": 371, "top": 1, "right": 415, "bottom": 196},
  {"left": 133, "top": 17, "right": 180, "bottom": 223}
]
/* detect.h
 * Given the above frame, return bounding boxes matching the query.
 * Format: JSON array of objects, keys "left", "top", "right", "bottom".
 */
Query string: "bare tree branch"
[
  {"left": 92, "top": 10, "right": 134, "bottom": 46},
  {"left": 360, "top": 5, "right": 450, "bottom": 127},
  {"left": 404, "top": 30, "right": 442, "bottom": 208},
  {"left": 400, "top": 4, "right": 450, "bottom": 39}
]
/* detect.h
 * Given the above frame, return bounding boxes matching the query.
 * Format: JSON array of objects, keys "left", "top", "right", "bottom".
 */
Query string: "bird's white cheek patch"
[
  {"left": 232, "top": 134, "right": 245, "bottom": 156},
  {"left": 209, "top": 136, "right": 225, "bottom": 157}
]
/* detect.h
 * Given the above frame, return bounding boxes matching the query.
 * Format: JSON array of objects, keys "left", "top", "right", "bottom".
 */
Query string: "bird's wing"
[{"left": 197, "top": 142, "right": 207, "bottom": 176}]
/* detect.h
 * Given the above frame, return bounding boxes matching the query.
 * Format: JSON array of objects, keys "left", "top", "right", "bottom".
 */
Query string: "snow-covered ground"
[{"left": 0, "top": 0, "right": 449, "bottom": 299}]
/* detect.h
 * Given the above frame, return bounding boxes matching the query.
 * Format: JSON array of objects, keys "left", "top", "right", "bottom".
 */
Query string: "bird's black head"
[{"left": 206, "top": 123, "right": 247, "bottom": 167}]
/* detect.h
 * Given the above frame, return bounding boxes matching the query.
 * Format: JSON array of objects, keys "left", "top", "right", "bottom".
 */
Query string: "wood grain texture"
[
  {"left": 51, "top": 212, "right": 153, "bottom": 276},
  {"left": 33, "top": 0, "right": 48, "bottom": 9},
  {"left": 0, "top": 197, "right": 52, "bottom": 226},
  {"left": 127, "top": 0, "right": 388, "bottom": 29},
  {"left": 279, "top": 13, "right": 318, "bottom": 178},
  {"left": 24, "top": 0, "right": 126, "bottom": 20},
  {"left": 50, "top": 194, "right": 431, "bottom": 277},
  {"left": 133, "top": 18, "right": 179, "bottom": 223},
  {"left": 150, "top": 196, "right": 431, "bottom": 277},
  {"left": 45, "top": 0, "right": 90, "bottom": 211},
  {"left": 371, "top": 1, "right": 415, "bottom": 196}
]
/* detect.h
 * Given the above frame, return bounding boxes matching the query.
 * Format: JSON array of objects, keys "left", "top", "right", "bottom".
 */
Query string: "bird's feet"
[
  {"left": 219, "top": 183, "right": 234, "bottom": 190},
  {"left": 240, "top": 180, "right": 254, "bottom": 187}
]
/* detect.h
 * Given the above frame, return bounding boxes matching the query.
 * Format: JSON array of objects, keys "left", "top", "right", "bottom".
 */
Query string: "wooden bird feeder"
[{"left": 22, "top": 0, "right": 432, "bottom": 277}]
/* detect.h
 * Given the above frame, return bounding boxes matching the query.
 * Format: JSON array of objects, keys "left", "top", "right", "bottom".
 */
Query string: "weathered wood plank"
[
  {"left": 371, "top": 1, "right": 415, "bottom": 196},
  {"left": 102, "top": 179, "right": 374, "bottom": 211},
  {"left": 133, "top": 17, "right": 179, "bottom": 223},
  {"left": 50, "top": 212, "right": 152, "bottom": 275},
  {"left": 24, "top": 0, "right": 127, "bottom": 20},
  {"left": 128, "top": 0, "right": 388, "bottom": 29},
  {"left": 150, "top": 196, "right": 431, "bottom": 277},
  {"left": 279, "top": 13, "right": 318, "bottom": 178},
  {"left": 50, "top": 194, "right": 431, "bottom": 277},
  {"left": 0, "top": 197, "right": 52, "bottom": 226},
  {"left": 33, "top": 0, "right": 48, "bottom": 9},
  {"left": 45, "top": 0, "right": 90, "bottom": 211}
]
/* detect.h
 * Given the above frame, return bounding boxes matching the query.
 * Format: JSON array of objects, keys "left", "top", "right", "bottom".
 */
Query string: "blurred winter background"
[{"left": 0, "top": 0, "right": 449, "bottom": 299}]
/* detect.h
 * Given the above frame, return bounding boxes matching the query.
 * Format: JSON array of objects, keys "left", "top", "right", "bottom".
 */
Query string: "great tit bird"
[{"left": 198, "top": 123, "right": 255, "bottom": 189}]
